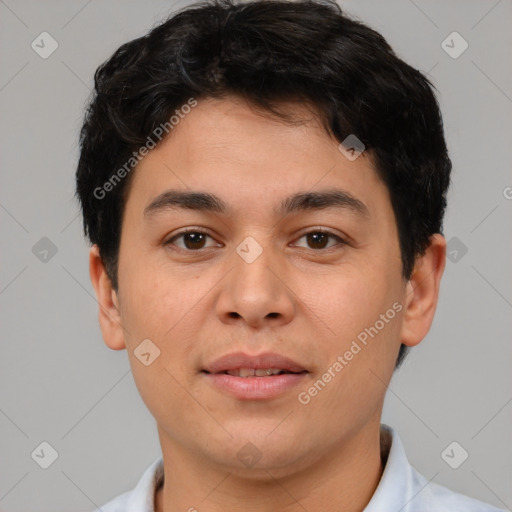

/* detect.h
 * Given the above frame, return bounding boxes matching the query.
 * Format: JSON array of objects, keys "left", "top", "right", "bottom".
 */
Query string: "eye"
[
  {"left": 293, "top": 230, "right": 346, "bottom": 250},
  {"left": 164, "top": 228, "right": 346, "bottom": 252},
  {"left": 164, "top": 229, "right": 221, "bottom": 251}
]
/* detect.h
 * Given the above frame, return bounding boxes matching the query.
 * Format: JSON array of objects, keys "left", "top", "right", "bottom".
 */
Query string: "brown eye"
[
  {"left": 165, "top": 230, "right": 219, "bottom": 251},
  {"left": 294, "top": 231, "right": 345, "bottom": 250}
]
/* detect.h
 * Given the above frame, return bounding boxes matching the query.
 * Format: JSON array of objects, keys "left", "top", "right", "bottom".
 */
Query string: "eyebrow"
[{"left": 143, "top": 188, "right": 370, "bottom": 220}]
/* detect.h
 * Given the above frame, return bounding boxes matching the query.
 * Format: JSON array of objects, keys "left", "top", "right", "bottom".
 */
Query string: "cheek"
[
  {"left": 299, "top": 262, "right": 402, "bottom": 386},
  {"left": 301, "top": 267, "right": 380, "bottom": 340},
  {"left": 118, "top": 258, "right": 198, "bottom": 342},
  {"left": 117, "top": 270, "right": 200, "bottom": 428}
]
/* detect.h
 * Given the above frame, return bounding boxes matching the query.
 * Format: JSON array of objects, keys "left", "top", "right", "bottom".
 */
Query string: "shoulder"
[
  {"left": 89, "top": 455, "right": 164, "bottom": 512},
  {"left": 91, "top": 490, "right": 132, "bottom": 512},
  {"left": 412, "top": 471, "right": 506, "bottom": 512},
  {"left": 372, "top": 425, "right": 506, "bottom": 512}
]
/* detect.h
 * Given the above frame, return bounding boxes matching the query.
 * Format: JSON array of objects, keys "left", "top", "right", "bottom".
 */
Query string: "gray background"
[{"left": 0, "top": 0, "right": 511, "bottom": 510}]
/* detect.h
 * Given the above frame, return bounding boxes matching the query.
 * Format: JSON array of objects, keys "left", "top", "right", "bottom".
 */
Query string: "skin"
[{"left": 90, "top": 95, "right": 446, "bottom": 512}]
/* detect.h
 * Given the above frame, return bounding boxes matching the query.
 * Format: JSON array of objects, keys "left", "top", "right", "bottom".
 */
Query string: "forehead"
[{"left": 124, "top": 96, "right": 390, "bottom": 222}]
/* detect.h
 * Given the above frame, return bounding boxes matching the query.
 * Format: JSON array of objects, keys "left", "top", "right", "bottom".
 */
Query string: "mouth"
[
  {"left": 209, "top": 368, "right": 307, "bottom": 377},
  {"left": 201, "top": 352, "right": 309, "bottom": 400},
  {"left": 203, "top": 351, "right": 307, "bottom": 374}
]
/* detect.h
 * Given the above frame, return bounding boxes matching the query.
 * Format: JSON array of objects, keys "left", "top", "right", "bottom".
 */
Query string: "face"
[{"left": 91, "top": 95, "right": 445, "bottom": 477}]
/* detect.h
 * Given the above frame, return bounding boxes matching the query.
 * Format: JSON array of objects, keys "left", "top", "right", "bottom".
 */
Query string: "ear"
[
  {"left": 400, "top": 234, "right": 446, "bottom": 347},
  {"left": 89, "top": 245, "right": 126, "bottom": 350}
]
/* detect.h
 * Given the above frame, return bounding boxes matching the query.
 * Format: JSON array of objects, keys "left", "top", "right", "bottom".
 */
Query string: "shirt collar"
[
  {"left": 365, "top": 423, "right": 416, "bottom": 511},
  {"left": 125, "top": 454, "right": 164, "bottom": 512}
]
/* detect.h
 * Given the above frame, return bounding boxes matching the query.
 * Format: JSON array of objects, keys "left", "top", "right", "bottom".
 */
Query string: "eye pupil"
[
  {"left": 307, "top": 232, "right": 328, "bottom": 249},
  {"left": 184, "top": 233, "right": 206, "bottom": 249}
]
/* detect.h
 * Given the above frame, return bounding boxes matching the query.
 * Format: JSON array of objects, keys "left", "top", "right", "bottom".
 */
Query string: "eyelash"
[{"left": 164, "top": 228, "right": 347, "bottom": 252}]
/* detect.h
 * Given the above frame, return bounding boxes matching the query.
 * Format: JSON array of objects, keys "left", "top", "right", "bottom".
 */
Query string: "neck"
[{"left": 155, "top": 420, "right": 384, "bottom": 512}]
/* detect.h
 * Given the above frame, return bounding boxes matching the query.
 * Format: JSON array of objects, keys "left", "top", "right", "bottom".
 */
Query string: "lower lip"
[{"left": 203, "top": 372, "right": 308, "bottom": 400}]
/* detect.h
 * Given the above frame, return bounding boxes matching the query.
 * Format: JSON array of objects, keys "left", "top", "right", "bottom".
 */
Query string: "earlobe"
[
  {"left": 400, "top": 234, "right": 446, "bottom": 347},
  {"left": 89, "top": 245, "right": 126, "bottom": 350}
]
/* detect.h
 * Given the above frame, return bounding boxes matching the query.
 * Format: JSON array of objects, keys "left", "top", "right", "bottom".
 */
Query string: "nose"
[{"left": 215, "top": 239, "right": 295, "bottom": 329}]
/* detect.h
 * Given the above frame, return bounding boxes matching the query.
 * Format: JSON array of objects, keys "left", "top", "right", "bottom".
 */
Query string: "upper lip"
[{"left": 203, "top": 352, "right": 308, "bottom": 374}]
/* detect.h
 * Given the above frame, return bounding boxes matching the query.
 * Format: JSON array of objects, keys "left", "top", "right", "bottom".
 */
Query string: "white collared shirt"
[{"left": 94, "top": 425, "right": 505, "bottom": 512}]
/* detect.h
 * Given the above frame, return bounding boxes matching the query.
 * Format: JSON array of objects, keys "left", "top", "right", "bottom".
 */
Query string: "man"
[{"left": 76, "top": 0, "right": 504, "bottom": 510}]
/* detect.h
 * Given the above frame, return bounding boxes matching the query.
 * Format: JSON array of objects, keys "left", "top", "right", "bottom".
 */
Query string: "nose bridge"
[
  {"left": 235, "top": 238, "right": 279, "bottom": 296},
  {"left": 215, "top": 234, "right": 295, "bottom": 327}
]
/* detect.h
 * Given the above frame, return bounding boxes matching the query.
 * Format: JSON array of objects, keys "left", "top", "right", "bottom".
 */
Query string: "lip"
[
  {"left": 203, "top": 351, "right": 307, "bottom": 374},
  {"left": 202, "top": 352, "right": 309, "bottom": 400}
]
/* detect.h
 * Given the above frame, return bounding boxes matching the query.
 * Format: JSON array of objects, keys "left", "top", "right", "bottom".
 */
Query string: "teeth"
[
  {"left": 255, "top": 368, "right": 281, "bottom": 377},
  {"left": 225, "top": 368, "right": 285, "bottom": 377}
]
